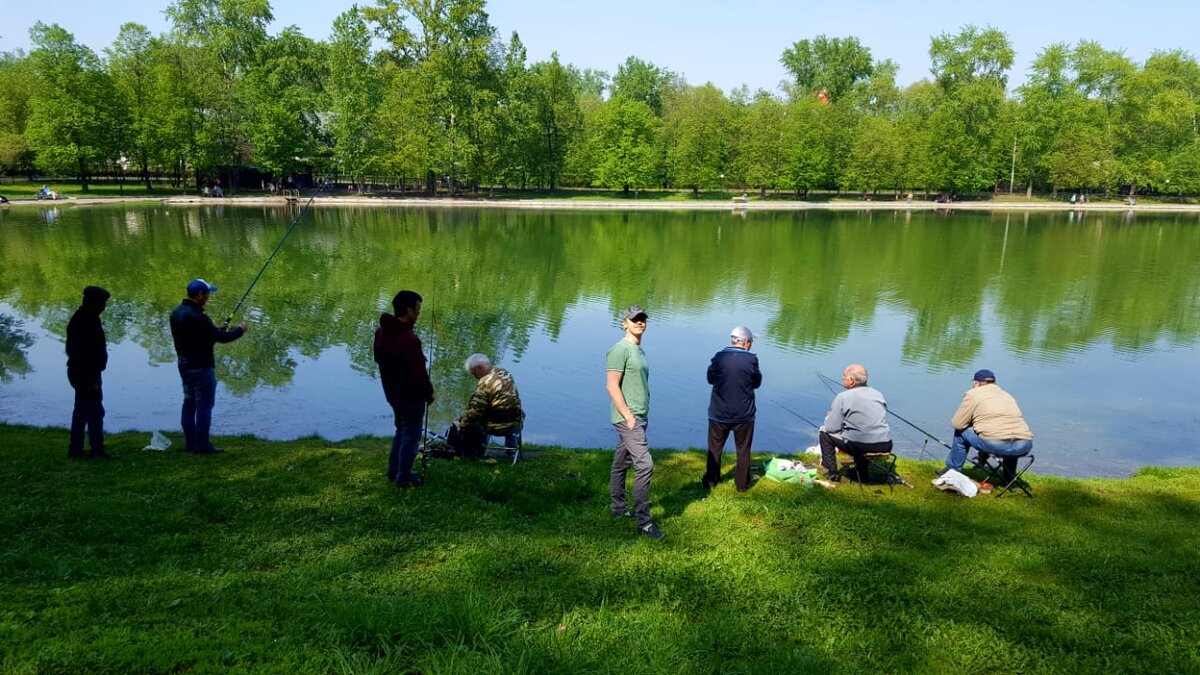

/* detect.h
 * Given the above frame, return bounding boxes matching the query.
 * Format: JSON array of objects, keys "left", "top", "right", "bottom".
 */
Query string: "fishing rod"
[
  {"left": 221, "top": 167, "right": 336, "bottom": 328},
  {"left": 815, "top": 371, "right": 953, "bottom": 455},
  {"left": 772, "top": 398, "right": 823, "bottom": 431},
  {"left": 420, "top": 309, "right": 436, "bottom": 479}
]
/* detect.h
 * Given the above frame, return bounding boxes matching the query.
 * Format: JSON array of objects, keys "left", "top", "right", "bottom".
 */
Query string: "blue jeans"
[
  {"left": 946, "top": 428, "right": 1032, "bottom": 471},
  {"left": 389, "top": 400, "right": 426, "bottom": 485},
  {"left": 180, "top": 368, "right": 218, "bottom": 451}
]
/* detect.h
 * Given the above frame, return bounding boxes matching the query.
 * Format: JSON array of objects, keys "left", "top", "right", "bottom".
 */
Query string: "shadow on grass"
[{"left": 2, "top": 425, "right": 1197, "bottom": 673}]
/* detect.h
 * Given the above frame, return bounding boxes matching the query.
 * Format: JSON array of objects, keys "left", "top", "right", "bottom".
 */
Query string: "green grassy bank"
[{"left": 2, "top": 424, "right": 1198, "bottom": 673}]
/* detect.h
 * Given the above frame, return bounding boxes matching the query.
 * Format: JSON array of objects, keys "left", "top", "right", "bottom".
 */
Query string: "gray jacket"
[{"left": 824, "top": 385, "right": 891, "bottom": 444}]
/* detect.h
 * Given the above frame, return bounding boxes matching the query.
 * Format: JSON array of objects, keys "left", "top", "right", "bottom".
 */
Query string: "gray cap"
[
  {"left": 730, "top": 325, "right": 755, "bottom": 342},
  {"left": 620, "top": 305, "right": 648, "bottom": 322}
]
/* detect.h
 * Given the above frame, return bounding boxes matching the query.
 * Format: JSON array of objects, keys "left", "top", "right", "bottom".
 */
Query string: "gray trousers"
[{"left": 610, "top": 418, "right": 654, "bottom": 528}]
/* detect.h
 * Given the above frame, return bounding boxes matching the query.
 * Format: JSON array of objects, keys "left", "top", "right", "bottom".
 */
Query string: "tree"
[
  {"left": 106, "top": 23, "right": 167, "bottom": 190},
  {"left": 0, "top": 50, "right": 36, "bottom": 176},
  {"left": 662, "top": 83, "right": 732, "bottom": 195},
  {"left": 243, "top": 27, "right": 328, "bottom": 178},
  {"left": 611, "top": 56, "right": 672, "bottom": 116},
  {"left": 780, "top": 35, "right": 875, "bottom": 102},
  {"left": 366, "top": 0, "right": 501, "bottom": 191},
  {"left": 326, "top": 7, "right": 385, "bottom": 191},
  {"left": 24, "top": 23, "right": 119, "bottom": 191},
  {"left": 929, "top": 24, "right": 1015, "bottom": 92},
  {"left": 166, "top": 0, "right": 274, "bottom": 190},
  {"left": 527, "top": 53, "right": 581, "bottom": 190},
  {"left": 589, "top": 97, "right": 659, "bottom": 195},
  {"left": 732, "top": 90, "right": 786, "bottom": 195}
]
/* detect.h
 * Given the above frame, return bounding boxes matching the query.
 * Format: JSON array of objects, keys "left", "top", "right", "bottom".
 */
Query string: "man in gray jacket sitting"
[{"left": 819, "top": 363, "right": 892, "bottom": 482}]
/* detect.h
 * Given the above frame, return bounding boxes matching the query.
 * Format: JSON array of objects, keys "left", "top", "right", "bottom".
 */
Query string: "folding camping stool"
[
  {"left": 485, "top": 429, "right": 523, "bottom": 466},
  {"left": 970, "top": 451, "right": 1035, "bottom": 498},
  {"left": 839, "top": 450, "right": 902, "bottom": 493}
]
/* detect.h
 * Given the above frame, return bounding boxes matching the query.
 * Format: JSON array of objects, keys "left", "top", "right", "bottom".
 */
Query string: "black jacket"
[
  {"left": 707, "top": 347, "right": 762, "bottom": 423},
  {"left": 169, "top": 299, "right": 245, "bottom": 370},
  {"left": 65, "top": 308, "right": 107, "bottom": 379}
]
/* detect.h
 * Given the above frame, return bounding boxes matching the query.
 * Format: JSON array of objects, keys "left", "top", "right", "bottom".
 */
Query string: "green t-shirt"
[{"left": 607, "top": 338, "right": 649, "bottom": 424}]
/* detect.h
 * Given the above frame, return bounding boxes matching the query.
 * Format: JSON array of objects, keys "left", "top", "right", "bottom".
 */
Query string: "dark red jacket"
[{"left": 373, "top": 313, "right": 433, "bottom": 405}]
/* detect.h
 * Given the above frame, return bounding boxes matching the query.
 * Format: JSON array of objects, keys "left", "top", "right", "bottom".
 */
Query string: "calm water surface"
[{"left": 1, "top": 204, "right": 1198, "bottom": 477}]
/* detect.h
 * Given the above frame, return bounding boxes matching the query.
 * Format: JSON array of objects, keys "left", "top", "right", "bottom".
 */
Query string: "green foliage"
[
  {"left": 23, "top": 23, "right": 119, "bottom": 189},
  {"left": 588, "top": 98, "right": 660, "bottom": 193},
  {"left": 2, "top": 424, "right": 1200, "bottom": 672},
  {"left": 610, "top": 56, "right": 673, "bottom": 116},
  {"left": 780, "top": 34, "right": 875, "bottom": 102},
  {"left": 0, "top": 14, "right": 1197, "bottom": 197}
]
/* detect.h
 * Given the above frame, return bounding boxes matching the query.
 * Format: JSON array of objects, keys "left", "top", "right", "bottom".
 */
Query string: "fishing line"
[{"left": 420, "top": 309, "right": 437, "bottom": 478}]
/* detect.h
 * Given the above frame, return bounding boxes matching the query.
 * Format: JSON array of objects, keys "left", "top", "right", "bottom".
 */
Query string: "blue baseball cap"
[
  {"left": 973, "top": 369, "right": 996, "bottom": 382},
  {"left": 187, "top": 278, "right": 218, "bottom": 296}
]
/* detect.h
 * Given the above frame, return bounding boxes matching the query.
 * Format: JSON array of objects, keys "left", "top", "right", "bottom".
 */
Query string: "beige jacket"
[{"left": 951, "top": 384, "right": 1032, "bottom": 440}]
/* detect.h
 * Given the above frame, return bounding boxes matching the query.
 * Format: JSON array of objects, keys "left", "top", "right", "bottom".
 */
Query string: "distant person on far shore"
[
  {"left": 66, "top": 286, "right": 115, "bottom": 459},
  {"left": 212, "top": 181, "right": 224, "bottom": 198}
]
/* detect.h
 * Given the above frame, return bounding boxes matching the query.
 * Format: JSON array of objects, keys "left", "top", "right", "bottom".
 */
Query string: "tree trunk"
[
  {"left": 692, "top": 185, "right": 698, "bottom": 198},
  {"left": 623, "top": 184, "right": 630, "bottom": 197}
]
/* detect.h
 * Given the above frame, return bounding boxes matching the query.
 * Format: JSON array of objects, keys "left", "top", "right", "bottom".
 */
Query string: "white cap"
[{"left": 730, "top": 325, "right": 755, "bottom": 342}]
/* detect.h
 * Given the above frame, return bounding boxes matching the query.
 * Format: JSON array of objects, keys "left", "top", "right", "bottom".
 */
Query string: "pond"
[{"left": 1, "top": 204, "right": 1198, "bottom": 477}]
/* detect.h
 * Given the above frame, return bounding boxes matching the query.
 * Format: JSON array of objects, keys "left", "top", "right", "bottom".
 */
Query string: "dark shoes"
[
  {"left": 395, "top": 474, "right": 424, "bottom": 489},
  {"left": 701, "top": 479, "right": 717, "bottom": 491},
  {"left": 88, "top": 449, "right": 120, "bottom": 460},
  {"left": 935, "top": 467, "right": 952, "bottom": 477},
  {"left": 192, "top": 447, "right": 224, "bottom": 455},
  {"left": 639, "top": 523, "right": 666, "bottom": 539}
]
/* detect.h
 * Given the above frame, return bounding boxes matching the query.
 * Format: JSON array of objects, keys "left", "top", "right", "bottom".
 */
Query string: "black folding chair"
[
  {"left": 970, "top": 451, "right": 1034, "bottom": 498},
  {"left": 838, "top": 450, "right": 904, "bottom": 493}
]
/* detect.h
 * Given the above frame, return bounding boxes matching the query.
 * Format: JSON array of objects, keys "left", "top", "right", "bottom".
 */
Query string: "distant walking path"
[{"left": 5, "top": 194, "right": 1198, "bottom": 213}]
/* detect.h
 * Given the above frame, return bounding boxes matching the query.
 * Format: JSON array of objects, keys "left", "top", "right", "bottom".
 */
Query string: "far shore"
[{"left": 3, "top": 193, "right": 1199, "bottom": 213}]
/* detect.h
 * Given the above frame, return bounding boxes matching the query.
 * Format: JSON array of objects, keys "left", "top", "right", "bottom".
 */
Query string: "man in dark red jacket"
[{"left": 374, "top": 290, "right": 435, "bottom": 488}]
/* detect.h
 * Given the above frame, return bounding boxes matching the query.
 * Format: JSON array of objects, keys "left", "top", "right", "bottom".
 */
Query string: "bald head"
[{"left": 843, "top": 364, "right": 868, "bottom": 388}]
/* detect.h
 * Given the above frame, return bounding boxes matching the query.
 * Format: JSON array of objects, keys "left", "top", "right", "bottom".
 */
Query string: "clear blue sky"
[{"left": 3, "top": 0, "right": 1196, "bottom": 94}]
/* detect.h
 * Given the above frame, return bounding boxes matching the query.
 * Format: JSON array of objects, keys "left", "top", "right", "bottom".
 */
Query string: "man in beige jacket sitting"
[{"left": 939, "top": 369, "right": 1033, "bottom": 480}]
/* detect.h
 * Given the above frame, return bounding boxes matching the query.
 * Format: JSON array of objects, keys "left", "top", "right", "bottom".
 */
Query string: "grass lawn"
[
  {"left": 0, "top": 180, "right": 190, "bottom": 199},
  {"left": 1, "top": 424, "right": 1198, "bottom": 673}
]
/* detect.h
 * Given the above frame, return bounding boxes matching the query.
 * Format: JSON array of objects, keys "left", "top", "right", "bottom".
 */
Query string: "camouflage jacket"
[{"left": 459, "top": 366, "right": 525, "bottom": 434}]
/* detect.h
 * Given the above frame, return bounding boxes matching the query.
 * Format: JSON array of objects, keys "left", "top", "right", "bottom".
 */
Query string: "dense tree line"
[{"left": 1, "top": 0, "right": 1197, "bottom": 196}]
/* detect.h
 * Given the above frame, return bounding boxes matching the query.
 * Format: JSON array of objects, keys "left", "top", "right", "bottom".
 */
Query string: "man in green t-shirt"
[{"left": 606, "top": 305, "right": 664, "bottom": 539}]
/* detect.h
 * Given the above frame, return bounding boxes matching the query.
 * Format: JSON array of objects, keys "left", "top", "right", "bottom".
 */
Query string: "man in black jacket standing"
[
  {"left": 66, "top": 286, "right": 114, "bottom": 459},
  {"left": 169, "top": 279, "right": 246, "bottom": 454},
  {"left": 704, "top": 325, "right": 762, "bottom": 491}
]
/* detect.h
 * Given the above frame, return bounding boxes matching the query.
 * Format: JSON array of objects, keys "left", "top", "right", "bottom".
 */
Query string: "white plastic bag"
[{"left": 142, "top": 431, "right": 172, "bottom": 452}]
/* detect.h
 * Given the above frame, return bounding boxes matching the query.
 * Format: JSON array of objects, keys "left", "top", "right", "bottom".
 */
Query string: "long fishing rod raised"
[
  {"left": 815, "top": 371, "right": 952, "bottom": 457},
  {"left": 772, "top": 398, "right": 823, "bottom": 431},
  {"left": 221, "top": 170, "right": 336, "bottom": 328},
  {"left": 420, "top": 309, "right": 436, "bottom": 479}
]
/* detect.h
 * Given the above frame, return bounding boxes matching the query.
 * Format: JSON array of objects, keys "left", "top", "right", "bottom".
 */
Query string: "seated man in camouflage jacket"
[{"left": 445, "top": 353, "right": 525, "bottom": 458}]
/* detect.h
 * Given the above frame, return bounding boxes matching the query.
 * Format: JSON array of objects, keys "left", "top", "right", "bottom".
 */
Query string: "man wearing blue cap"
[
  {"left": 66, "top": 285, "right": 115, "bottom": 459},
  {"left": 169, "top": 279, "right": 247, "bottom": 454},
  {"left": 940, "top": 369, "right": 1033, "bottom": 478}
]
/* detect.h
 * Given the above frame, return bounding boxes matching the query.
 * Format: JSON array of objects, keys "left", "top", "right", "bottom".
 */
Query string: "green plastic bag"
[{"left": 764, "top": 457, "right": 819, "bottom": 486}]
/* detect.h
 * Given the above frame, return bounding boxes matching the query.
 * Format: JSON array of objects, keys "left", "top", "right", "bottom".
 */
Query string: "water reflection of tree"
[
  {"left": 1, "top": 206, "right": 1198, "bottom": 412},
  {"left": 0, "top": 314, "right": 34, "bottom": 382}
]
